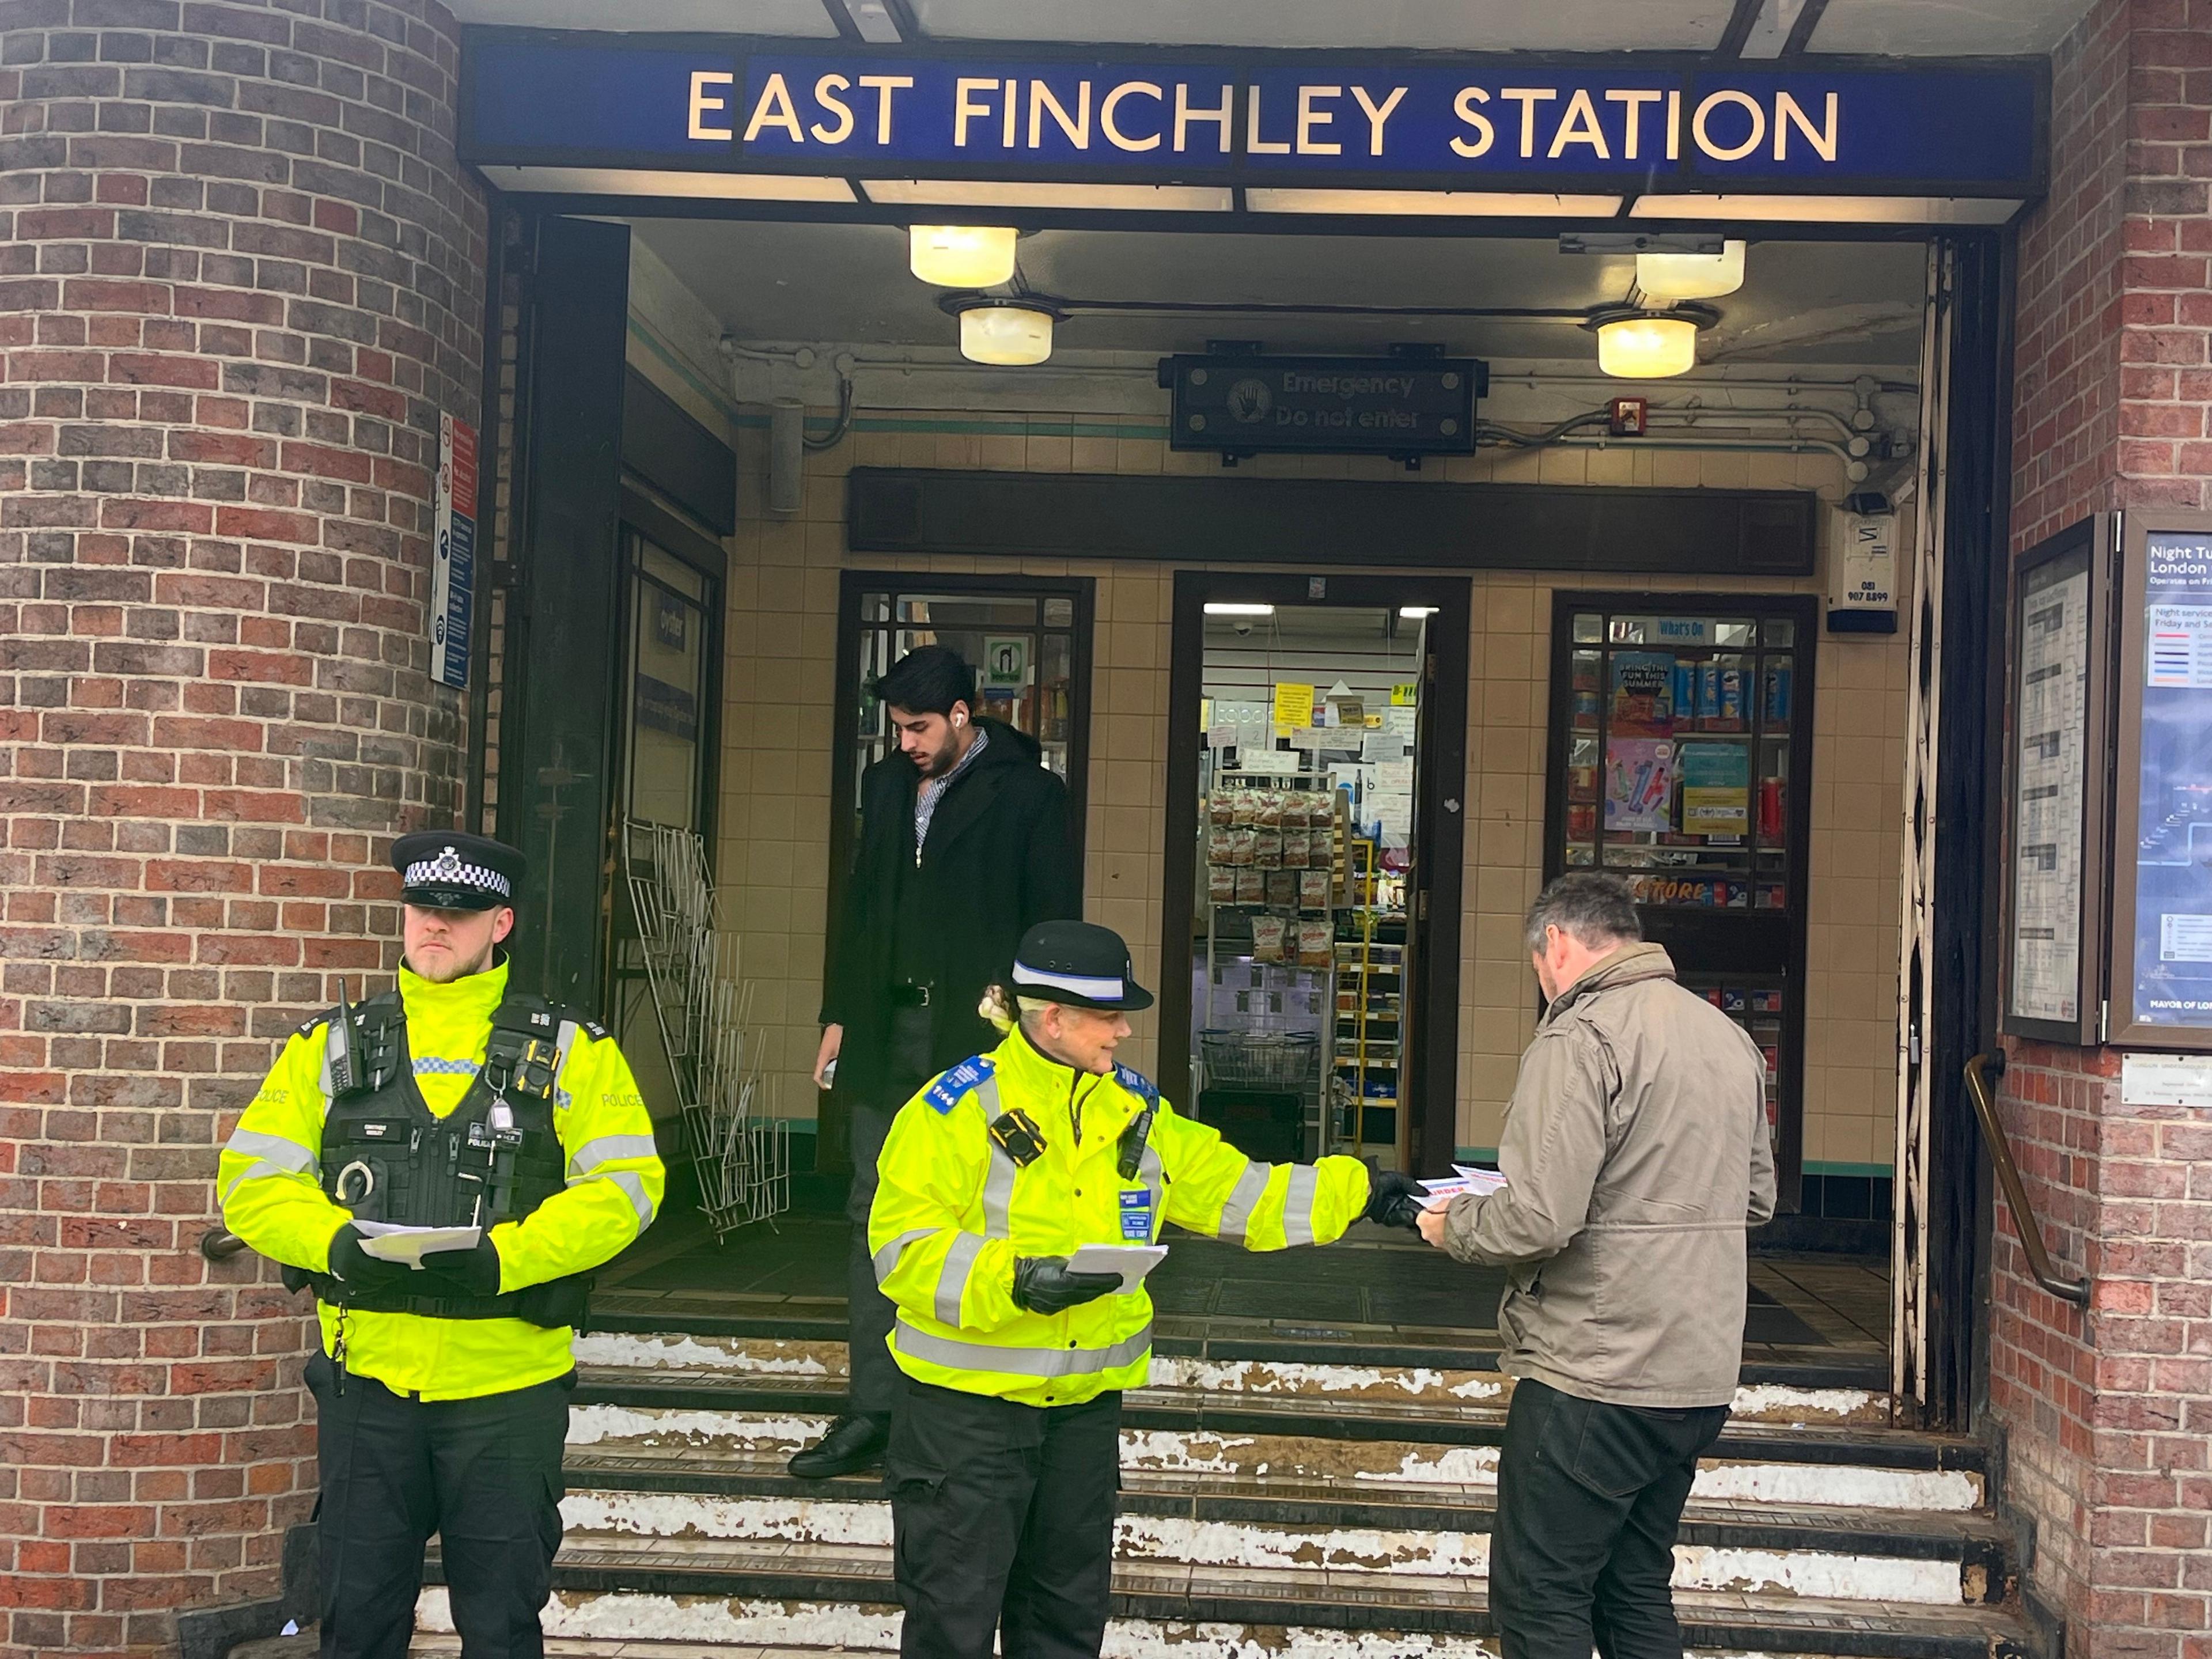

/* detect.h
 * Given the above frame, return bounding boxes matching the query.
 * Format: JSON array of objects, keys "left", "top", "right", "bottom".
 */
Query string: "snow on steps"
[
  {"left": 565, "top": 1402, "right": 1987, "bottom": 1513},
  {"left": 572, "top": 1332, "right": 1891, "bottom": 1427}
]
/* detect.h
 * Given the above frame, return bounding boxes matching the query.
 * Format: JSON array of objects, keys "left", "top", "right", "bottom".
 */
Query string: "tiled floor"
[{"left": 595, "top": 1207, "right": 1891, "bottom": 1374}]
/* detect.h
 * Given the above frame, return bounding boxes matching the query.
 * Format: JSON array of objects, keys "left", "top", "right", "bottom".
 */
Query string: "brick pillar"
[
  {"left": 1996, "top": 1, "right": 2212, "bottom": 1654},
  {"left": 0, "top": 0, "right": 486, "bottom": 1649}
]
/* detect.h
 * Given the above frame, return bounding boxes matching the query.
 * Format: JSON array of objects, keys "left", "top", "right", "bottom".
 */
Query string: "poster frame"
[
  {"left": 2109, "top": 509, "right": 2212, "bottom": 1050},
  {"left": 1999, "top": 513, "right": 2114, "bottom": 1046}
]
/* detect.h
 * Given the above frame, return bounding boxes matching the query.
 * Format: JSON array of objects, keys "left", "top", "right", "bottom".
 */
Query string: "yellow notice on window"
[
  {"left": 1391, "top": 683, "right": 1418, "bottom": 706},
  {"left": 1272, "top": 681, "right": 1315, "bottom": 733}
]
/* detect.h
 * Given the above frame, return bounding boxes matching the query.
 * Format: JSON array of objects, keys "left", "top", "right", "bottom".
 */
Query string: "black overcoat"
[{"left": 820, "top": 719, "right": 1082, "bottom": 1104}]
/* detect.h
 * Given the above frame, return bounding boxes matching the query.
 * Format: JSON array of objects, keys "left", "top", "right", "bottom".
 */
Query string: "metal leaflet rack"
[{"left": 620, "top": 820, "right": 791, "bottom": 1238}]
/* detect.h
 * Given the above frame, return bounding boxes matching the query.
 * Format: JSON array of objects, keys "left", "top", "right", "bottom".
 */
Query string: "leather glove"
[
  {"left": 418, "top": 1236, "right": 504, "bottom": 1299},
  {"left": 1364, "top": 1167, "right": 1431, "bottom": 1231},
  {"left": 325, "top": 1225, "right": 415, "bottom": 1294},
  {"left": 1012, "top": 1256, "right": 1126, "bottom": 1315}
]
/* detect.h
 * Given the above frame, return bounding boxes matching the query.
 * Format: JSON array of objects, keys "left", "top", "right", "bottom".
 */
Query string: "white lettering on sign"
[
  {"left": 1246, "top": 83, "right": 1290, "bottom": 154},
  {"left": 1296, "top": 84, "right": 1342, "bottom": 155},
  {"left": 1606, "top": 88, "right": 1661, "bottom": 159},
  {"left": 1694, "top": 89, "right": 1764, "bottom": 161},
  {"left": 687, "top": 70, "right": 734, "bottom": 141},
  {"left": 1450, "top": 87, "right": 1494, "bottom": 157},
  {"left": 1175, "top": 82, "right": 1234, "bottom": 153},
  {"left": 1101, "top": 80, "right": 1163, "bottom": 151},
  {"left": 1499, "top": 86, "right": 1557, "bottom": 158},
  {"left": 1548, "top": 87, "right": 1608, "bottom": 158},
  {"left": 953, "top": 76, "right": 995, "bottom": 146},
  {"left": 1350, "top": 85, "right": 1407, "bottom": 157},
  {"left": 810, "top": 74, "right": 854, "bottom": 143},
  {"left": 1031, "top": 79, "right": 1090, "bottom": 149},
  {"left": 857, "top": 74, "right": 913, "bottom": 143},
  {"left": 744, "top": 72, "right": 804, "bottom": 142}
]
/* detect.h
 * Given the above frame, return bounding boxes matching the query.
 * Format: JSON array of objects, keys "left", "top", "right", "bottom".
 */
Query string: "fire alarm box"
[{"left": 1607, "top": 396, "right": 1648, "bottom": 437}]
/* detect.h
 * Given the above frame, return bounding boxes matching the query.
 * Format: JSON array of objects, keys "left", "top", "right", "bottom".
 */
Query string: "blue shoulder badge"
[
  {"left": 925, "top": 1055, "right": 996, "bottom": 1114},
  {"left": 1113, "top": 1063, "right": 1160, "bottom": 1105}
]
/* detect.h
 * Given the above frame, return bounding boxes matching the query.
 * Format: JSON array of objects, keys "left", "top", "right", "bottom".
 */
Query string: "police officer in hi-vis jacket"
[
  {"left": 868, "top": 920, "right": 1429, "bottom": 1659},
  {"left": 219, "top": 832, "right": 665, "bottom": 1659}
]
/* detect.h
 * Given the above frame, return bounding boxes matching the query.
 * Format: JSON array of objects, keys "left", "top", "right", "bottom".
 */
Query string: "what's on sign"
[
  {"left": 1164, "top": 355, "right": 1484, "bottom": 457},
  {"left": 460, "top": 32, "right": 2047, "bottom": 195}
]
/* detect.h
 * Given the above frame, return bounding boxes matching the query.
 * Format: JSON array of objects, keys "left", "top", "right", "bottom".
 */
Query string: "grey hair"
[{"left": 1524, "top": 872, "right": 1643, "bottom": 954}]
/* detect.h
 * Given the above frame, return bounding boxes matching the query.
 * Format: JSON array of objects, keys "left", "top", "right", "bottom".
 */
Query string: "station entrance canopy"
[{"left": 459, "top": 32, "right": 2048, "bottom": 225}]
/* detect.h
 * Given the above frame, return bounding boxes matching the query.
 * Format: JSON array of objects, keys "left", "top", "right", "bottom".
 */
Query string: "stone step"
[
  {"left": 418, "top": 1540, "right": 2035, "bottom": 1659},
  {"left": 574, "top": 1332, "right": 1896, "bottom": 1426},
  {"left": 566, "top": 1385, "right": 1988, "bottom": 1510}
]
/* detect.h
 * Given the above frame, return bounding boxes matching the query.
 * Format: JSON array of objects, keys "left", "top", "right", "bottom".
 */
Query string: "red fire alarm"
[{"left": 1607, "top": 396, "right": 1649, "bottom": 437}]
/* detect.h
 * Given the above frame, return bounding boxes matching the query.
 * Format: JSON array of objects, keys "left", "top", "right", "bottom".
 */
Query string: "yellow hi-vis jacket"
[
  {"left": 869, "top": 1027, "right": 1372, "bottom": 1408},
  {"left": 217, "top": 958, "right": 665, "bottom": 1400}
]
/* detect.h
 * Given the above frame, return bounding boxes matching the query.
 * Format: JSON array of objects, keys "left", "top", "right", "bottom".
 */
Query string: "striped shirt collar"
[{"left": 915, "top": 724, "right": 990, "bottom": 850}]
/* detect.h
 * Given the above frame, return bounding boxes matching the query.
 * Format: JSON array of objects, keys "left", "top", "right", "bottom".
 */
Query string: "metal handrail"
[
  {"left": 200, "top": 1228, "right": 248, "bottom": 1261},
  {"left": 1962, "top": 1051, "right": 2092, "bottom": 1308}
]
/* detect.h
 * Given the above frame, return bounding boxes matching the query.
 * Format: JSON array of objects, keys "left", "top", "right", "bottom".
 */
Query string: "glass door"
[{"left": 1547, "top": 594, "right": 1816, "bottom": 1203}]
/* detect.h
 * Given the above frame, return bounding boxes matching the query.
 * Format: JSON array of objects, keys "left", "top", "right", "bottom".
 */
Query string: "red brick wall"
[
  {"left": 1997, "top": 1, "right": 2212, "bottom": 1654},
  {"left": 0, "top": 0, "right": 486, "bottom": 1649}
]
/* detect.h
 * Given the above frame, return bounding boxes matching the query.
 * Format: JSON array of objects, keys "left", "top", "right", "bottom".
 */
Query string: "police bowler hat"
[
  {"left": 393, "top": 831, "right": 525, "bottom": 912},
  {"left": 1012, "top": 920, "right": 1154, "bottom": 1012}
]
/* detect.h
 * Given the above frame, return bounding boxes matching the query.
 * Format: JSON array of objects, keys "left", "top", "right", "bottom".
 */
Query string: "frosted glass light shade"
[
  {"left": 1635, "top": 240, "right": 1745, "bottom": 300},
  {"left": 959, "top": 304, "right": 1054, "bottom": 365},
  {"left": 910, "top": 225, "right": 1018, "bottom": 287},
  {"left": 1597, "top": 315, "right": 1699, "bottom": 378}
]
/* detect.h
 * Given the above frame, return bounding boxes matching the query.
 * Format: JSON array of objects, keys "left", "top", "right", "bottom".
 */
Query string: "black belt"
[{"left": 888, "top": 982, "right": 933, "bottom": 1008}]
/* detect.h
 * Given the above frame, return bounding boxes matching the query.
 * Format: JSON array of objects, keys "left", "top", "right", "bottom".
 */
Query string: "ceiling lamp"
[
  {"left": 909, "top": 225, "right": 1018, "bottom": 288},
  {"left": 1585, "top": 303, "right": 1719, "bottom": 380},
  {"left": 1635, "top": 238, "right": 1746, "bottom": 301},
  {"left": 953, "top": 298, "right": 1056, "bottom": 366}
]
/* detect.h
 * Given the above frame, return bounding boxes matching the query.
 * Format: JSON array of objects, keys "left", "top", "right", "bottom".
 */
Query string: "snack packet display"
[
  {"left": 1209, "top": 865, "right": 1236, "bottom": 904},
  {"left": 1297, "top": 918, "right": 1334, "bottom": 967},
  {"left": 1251, "top": 914, "right": 1289, "bottom": 964},
  {"left": 1235, "top": 868, "right": 1265, "bottom": 904},
  {"left": 1253, "top": 828, "right": 1282, "bottom": 869},
  {"left": 1300, "top": 868, "right": 1332, "bottom": 908}
]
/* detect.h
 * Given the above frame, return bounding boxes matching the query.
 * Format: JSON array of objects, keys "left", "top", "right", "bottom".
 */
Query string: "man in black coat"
[{"left": 793, "top": 645, "right": 1082, "bottom": 1479}]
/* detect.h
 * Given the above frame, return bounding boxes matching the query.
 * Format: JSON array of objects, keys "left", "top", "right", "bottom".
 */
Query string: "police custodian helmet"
[
  {"left": 391, "top": 831, "right": 526, "bottom": 912},
  {"left": 1011, "top": 919, "right": 1154, "bottom": 1012}
]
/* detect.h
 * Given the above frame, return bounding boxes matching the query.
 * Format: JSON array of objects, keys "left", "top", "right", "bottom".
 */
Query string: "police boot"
[{"left": 789, "top": 1411, "right": 890, "bottom": 1479}]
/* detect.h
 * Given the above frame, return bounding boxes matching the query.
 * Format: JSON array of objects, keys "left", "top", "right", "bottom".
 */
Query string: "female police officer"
[{"left": 868, "top": 919, "right": 1427, "bottom": 1658}]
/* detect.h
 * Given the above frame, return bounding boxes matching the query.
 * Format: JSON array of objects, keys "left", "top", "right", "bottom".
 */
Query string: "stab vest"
[{"left": 286, "top": 988, "right": 594, "bottom": 1328}]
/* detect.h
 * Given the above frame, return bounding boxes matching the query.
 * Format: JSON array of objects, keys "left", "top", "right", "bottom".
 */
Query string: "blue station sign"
[{"left": 460, "top": 32, "right": 2047, "bottom": 198}]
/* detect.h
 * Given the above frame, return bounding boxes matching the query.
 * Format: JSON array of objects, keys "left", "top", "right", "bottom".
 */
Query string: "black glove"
[
  {"left": 325, "top": 1225, "right": 415, "bottom": 1294},
  {"left": 1012, "top": 1256, "right": 1126, "bottom": 1315},
  {"left": 417, "top": 1236, "right": 504, "bottom": 1299},
  {"left": 1364, "top": 1167, "right": 1430, "bottom": 1231}
]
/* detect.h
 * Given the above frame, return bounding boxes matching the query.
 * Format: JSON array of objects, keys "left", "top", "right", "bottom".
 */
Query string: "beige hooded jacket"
[{"left": 1442, "top": 941, "right": 1777, "bottom": 1407}]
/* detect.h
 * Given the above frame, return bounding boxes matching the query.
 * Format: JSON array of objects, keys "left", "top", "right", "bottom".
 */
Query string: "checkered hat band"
[{"left": 404, "top": 850, "right": 512, "bottom": 899}]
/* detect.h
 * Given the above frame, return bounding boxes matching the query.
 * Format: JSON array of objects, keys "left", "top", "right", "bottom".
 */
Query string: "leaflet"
[
  {"left": 352, "top": 1221, "right": 482, "bottom": 1267},
  {"left": 1067, "top": 1243, "right": 1169, "bottom": 1294},
  {"left": 1417, "top": 1167, "right": 1508, "bottom": 1206}
]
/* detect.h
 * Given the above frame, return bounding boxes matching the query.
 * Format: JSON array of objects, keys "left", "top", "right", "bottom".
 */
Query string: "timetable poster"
[
  {"left": 2010, "top": 550, "right": 2090, "bottom": 1025},
  {"left": 2133, "top": 530, "right": 2212, "bottom": 1027}
]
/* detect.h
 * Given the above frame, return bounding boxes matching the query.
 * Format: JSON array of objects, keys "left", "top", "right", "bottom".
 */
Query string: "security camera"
[{"left": 1233, "top": 620, "right": 1254, "bottom": 637}]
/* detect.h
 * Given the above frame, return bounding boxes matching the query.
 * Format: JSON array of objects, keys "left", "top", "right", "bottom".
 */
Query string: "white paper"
[
  {"left": 353, "top": 1221, "right": 482, "bottom": 1267},
  {"left": 1362, "top": 731, "right": 1408, "bottom": 762},
  {"left": 1068, "top": 1243, "right": 1169, "bottom": 1293},
  {"left": 1419, "top": 1169, "right": 1508, "bottom": 1207}
]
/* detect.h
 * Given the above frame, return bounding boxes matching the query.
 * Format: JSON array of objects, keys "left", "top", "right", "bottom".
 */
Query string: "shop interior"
[{"left": 574, "top": 214, "right": 1923, "bottom": 1374}]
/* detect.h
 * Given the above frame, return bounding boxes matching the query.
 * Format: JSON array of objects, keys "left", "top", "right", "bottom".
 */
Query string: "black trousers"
[
  {"left": 888, "top": 1382, "right": 1122, "bottom": 1659},
  {"left": 1490, "top": 1378, "right": 1730, "bottom": 1659},
  {"left": 844, "top": 1005, "right": 937, "bottom": 1416},
  {"left": 305, "top": 1350, "right": 571, "bottom": 1659}
]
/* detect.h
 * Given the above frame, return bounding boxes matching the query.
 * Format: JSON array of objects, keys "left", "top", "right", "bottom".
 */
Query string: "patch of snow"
[
  {"left": 571, "top": 1331, "right": 832, "bottom": 1375},
  {"left": 1692, "top": 1461, "right": 1982, "bottom": 1512},
  {"left": 1728, "top": 1384, "right": 1882, "bottom": 1422},
  {"left": 1674, "top": 1544, "right": 1960, "bottom": 1605}
]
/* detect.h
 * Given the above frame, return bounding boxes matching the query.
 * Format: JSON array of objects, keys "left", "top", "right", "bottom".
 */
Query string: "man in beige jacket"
[{"left": 1418, "top": 871, "right": 1775, "bottom": 1659}]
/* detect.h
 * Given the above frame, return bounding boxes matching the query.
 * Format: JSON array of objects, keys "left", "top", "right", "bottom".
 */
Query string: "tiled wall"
[{"left": 709, "top": 409, "right": 1908, "bottom": 1182}]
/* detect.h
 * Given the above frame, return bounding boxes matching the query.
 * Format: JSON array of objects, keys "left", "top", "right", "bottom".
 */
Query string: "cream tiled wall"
[{"left": 715, "top": 411, "right": 1907, "bottom": 1179}]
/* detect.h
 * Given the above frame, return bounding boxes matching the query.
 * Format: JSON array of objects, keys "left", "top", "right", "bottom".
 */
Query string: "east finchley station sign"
[{"left": 460, "top": 34, "right": 2047, "bottom": 199}]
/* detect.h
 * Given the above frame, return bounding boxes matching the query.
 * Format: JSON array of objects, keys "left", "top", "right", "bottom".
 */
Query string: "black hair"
[
  {"left": 1524, "top": 871, "right": 1643, "bottom": 952},
  {"left": 873, "top": 644, "right": 976, "bottom": 718}
]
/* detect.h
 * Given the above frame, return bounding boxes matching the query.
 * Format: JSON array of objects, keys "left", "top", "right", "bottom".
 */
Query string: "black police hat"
[
  {"left": 1012, "top": 920, "right": 1154, "bottom": 1012},
  {"left": 391, "top": 831, "right": 525, "bottom": 912}
]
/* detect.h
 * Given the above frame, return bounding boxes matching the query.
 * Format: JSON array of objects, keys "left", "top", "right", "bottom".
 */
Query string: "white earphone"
[{"left": 953, "top": 712, "right": 966, "bottom": 726}]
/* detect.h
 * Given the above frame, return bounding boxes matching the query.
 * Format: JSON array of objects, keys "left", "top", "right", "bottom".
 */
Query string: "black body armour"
[{"left": 284, "top": 990, "right": 594, "bottom": 1328}]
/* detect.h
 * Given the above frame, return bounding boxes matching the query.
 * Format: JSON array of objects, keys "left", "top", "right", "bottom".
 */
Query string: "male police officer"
[
  {"left": 869, "top": 920, "right": 1428, "bottom": 1659},
  {"left": 219, "top": 831, "right": 665, "bottom": 1659}
]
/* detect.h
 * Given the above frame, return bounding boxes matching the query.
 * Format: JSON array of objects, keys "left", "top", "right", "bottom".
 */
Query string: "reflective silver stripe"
[
  {"left": 873, "top": 1228, "right": 934, "bottom": 1285},
  {"left": 1138, "top": 1145, "right": 1166, "bottom": 1243},
  {"left": 567, "top": 1133, "right": 658, "bottom": 1177},
  {"left": 976, "top": 1077, "right": 1019, "bottom": 1239},
  {"left": 1216, "top": 1160, "right": 1272, "bottom": 1245},
  {"left": 573, "top": 1167, "right": 654, "bottom": 1230},
  {"left": 1283, "top": 1164, "right": 1320, "bottom": 1247},
  {"left": 219, "top": 1130, "right": 317, "bottom": 1202},
  {"left": 895, "top": 1317, "right": 1153, "bottom": 1380},
  {"left": 935, "top": 1231, "right": 985, "bottom": 1325}
]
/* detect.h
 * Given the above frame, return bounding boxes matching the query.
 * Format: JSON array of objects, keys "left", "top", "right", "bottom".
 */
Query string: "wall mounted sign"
[
  {"left": 2001, "top": 514, "right": 2111, "bottom": 1046},
  {"left": 1164, "top": 355, "right": 1481, "bottom": 458},
  {"left": 2111, "top": 512, "right": 2212, "bottom": 1049},
  {"left": 460, "top": 32, "right": 2047, "bottom": 198},
  {"left": 430, "top": 412, "right": 478, "bottom": 691}
]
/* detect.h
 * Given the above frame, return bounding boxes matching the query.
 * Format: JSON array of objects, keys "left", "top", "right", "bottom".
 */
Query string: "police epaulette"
[
  {"left": 1113, "top": 1063, "right": 1160, "bottom": 1105},
  {"left": 296, "top": 1009, "right": 335, "bottom": 1039},
  {"left": 925, "top": 1055, "right": 995, "bottom": 1114}
]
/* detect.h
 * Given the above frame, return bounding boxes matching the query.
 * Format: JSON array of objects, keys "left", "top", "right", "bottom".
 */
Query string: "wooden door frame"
[{"left": 1161, "top": 569, "right": 1471, "bottom": 1176}]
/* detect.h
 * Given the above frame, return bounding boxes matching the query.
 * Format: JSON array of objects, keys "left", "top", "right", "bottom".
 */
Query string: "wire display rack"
[{"left": 620, "top": 820, "right": 790, "bottom": 1238}]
